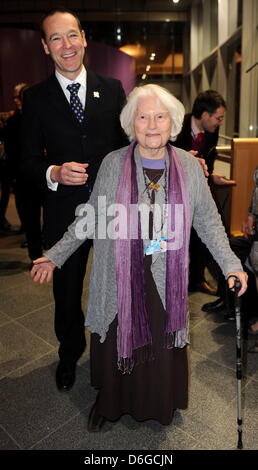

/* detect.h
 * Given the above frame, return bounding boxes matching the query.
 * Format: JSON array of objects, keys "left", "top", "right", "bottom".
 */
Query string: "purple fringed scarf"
[{"left": 115, "top": 141, "right": 190, "bottom": 373}]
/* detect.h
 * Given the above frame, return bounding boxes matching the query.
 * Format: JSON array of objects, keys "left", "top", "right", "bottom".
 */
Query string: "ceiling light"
[
  {"left": 141, "top": 74, "right": 147, "bottom": 80},
  {"left": 172, "top": 0, "right": 180, "bottom": 4},
  {"left": 119, "top": 44, "right": 146, "bottom": 58},
  {"left": 146, "top": 65, "right": 151, "bottom": 71}
]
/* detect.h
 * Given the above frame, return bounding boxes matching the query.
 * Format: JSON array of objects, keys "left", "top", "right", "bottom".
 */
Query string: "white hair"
[{"left": 120, "top": 84, "right": 185, "bottom": 142}]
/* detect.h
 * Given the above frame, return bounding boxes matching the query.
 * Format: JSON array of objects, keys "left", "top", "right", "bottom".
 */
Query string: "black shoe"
[
  {"left": 56, "top": 361, "right": 76, "bottom": 392},
  {"left": 87, "top": 403, "right": 106, "bottom": 432},
  {"left": 202, "top": 298, "right": 226, "bottom": 312}
]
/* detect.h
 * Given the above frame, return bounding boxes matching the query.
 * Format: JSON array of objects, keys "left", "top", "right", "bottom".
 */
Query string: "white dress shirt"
[
  {"left": 191, "top": 115, "right": 204, "bottom": 140},
  {"left": 46, "top": 66, "right": 87, "bottom": 191}
]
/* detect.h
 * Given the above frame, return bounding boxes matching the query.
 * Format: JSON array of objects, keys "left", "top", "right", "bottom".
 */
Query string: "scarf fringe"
[
  {"left": 118, "top": 343, "right": 155, "bottom": 374},
  {"left": 164, "top": 331, "right": 177, "bottom": 349}
]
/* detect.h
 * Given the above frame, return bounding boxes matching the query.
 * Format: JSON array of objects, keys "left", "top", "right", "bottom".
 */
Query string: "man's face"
[
  {"left": 41, "top": 12, "right": 87, "bottom": 80},
  {"left": 200, "top": 106, "right": 225, "bottom": 133}
]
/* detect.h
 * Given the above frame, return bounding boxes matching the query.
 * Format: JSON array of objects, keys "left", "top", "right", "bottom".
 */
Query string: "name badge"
[{"left": 145, "top": 238, "right": 167, "bottom": 256}]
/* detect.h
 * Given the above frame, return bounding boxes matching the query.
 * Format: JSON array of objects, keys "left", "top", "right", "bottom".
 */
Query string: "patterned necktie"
[{"left": 67, "top": 83, "right": 84, "bottom": 124}]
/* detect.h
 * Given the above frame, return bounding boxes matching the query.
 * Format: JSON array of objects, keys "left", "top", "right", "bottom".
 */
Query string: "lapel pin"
[{"left": 93, "top": 91, "right": 100, "bottom": 98}]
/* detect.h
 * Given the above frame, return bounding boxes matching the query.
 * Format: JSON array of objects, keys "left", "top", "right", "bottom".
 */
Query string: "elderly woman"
[{"left": 31, "top": 84, "right": 247, "bottom": 431}]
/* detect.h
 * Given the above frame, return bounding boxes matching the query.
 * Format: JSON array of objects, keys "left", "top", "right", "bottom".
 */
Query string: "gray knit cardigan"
[{"left": 45, "top": 144, "right": 243, "bottom": 342}]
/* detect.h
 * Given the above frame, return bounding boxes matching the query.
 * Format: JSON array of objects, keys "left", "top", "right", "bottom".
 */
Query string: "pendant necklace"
[{"left": 142, "top": 160, "right": 168, "bottom": 233}]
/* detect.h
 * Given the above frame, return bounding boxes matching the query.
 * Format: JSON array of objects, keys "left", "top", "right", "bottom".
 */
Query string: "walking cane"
[{"left": 228, "top": 275, "right": 243, "bottom": 449}]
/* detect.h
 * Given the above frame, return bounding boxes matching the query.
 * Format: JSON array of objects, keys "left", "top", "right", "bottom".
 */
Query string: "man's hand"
[
  {"left": 50, "top": 162, "right": 89, "bottom": 186},
  {"left": 242, "top": 215, "right": 255, "bottom": 237},
  {"left": 211, "top": 174, "right": 236, "bottom": 186},
  {"left": 196, "top": 157, "right": 209, "bottom": 178},
  {"left": 188, "top": 150, "right": 209, "bottom": 178}
]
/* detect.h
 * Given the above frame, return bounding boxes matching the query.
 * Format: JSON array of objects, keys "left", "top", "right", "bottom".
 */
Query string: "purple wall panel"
[
  {"left": 86, "top": 40, "right": 136, "bottom": 95},
  {"left": 0, "top": 28, "right": 135, "bottom": 111}
]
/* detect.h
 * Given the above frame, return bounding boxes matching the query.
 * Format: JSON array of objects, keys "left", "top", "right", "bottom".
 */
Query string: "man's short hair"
[
  {"left": 192, "top": 90, "right": 226, "bottom": 119},
  {"left": 40, "top": 7, "right": 82, "bottom": 40}
]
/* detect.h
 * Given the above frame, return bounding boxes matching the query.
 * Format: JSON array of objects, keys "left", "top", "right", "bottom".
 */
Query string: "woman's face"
[{"left": 134, "top": 95, "right": 172, "bottom": 153}]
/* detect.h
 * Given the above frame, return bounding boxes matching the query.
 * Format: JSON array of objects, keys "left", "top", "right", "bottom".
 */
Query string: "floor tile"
[
  {"left": 0, "top": 310, "right": 12, "bottom": 327},
  {"left": 33, "top": 410, "right": 197, "bottom": 450},
  {"left": 0, "top": 427, "right": 20, "bottom": 450},
  {"left": 17, "top": 304, "right": 58, "bottom": 348},
  {"left": 0, "top": 353, "right": 94, "bottom": 449},
  {"left": 0, "top": 322, "right": 54, "bottom": 379},
  {"left": 0, "top": 281, "right": 53, "bottom": 319}
]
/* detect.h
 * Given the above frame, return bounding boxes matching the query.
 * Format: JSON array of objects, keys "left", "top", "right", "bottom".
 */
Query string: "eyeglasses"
[{"left": 210, "top": 113, "right": 224, "bottom": 122}]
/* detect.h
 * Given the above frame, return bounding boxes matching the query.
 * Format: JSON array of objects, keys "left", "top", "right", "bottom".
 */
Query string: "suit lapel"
[
  {"left": 46, "top": 71, "right": 103, "bottom": 129},
  {"left": 46, "top": 74, "right": 83, "bottom": 128},
  {"left": 85, "top": 70, "right": 102, "bottom": 124}
]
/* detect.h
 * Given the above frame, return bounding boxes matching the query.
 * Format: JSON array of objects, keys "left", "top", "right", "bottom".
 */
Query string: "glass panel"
[
  {"left": 225, "top": 40, "right": 241, "bottom": 137},
  {"left": 237, "top": 0, "right": 243, "bottom": 27},
  {"left": 210, "top": 0, "right": 218, "bottom": 50}
]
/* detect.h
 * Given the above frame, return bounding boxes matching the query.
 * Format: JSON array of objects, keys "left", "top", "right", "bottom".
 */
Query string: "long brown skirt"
[{"left": 90, "top": 257, "right": 188, "bottom": 425}]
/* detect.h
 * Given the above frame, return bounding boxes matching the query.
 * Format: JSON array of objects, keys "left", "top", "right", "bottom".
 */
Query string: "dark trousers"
[
  {"left": 189, "top": 228, "right": 213, "bottom": 287},
  {"left": 53, "top": 238, "right": 92, "bottom": 366},
  {"left": 15, "top": 178, "right": 43, "bottom": 260},
  {"left": 216, "top": 236, "right": 258, "bottom": 320},
  {"left": 189, "top": 182, "right": 232, "bottom": 288}
]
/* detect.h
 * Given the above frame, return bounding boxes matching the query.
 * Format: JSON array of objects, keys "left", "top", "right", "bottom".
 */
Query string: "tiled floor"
[{"left": 1, "top": 196, "right": 258, "bottom": 451}]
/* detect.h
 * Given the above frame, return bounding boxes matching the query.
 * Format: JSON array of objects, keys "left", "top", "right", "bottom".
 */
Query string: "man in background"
[{"left": 174, "top": 90, "right": 235, "bottom": 297}]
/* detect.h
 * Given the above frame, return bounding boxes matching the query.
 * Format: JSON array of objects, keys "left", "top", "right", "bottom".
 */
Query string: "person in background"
[
  {"left": 203, "top": 167, "right": 258, "bottom": 323},
  {"left": 30, "top": 84, "right": 247, "bottom": 432},
  {"left": 244, "top": 166, "right": 258, "bottom": 351},
  {"left": 21, "top": 8, "right": 128, "bottom": 393},
  {"left": 174, "top": 90, "right": 235, "bottom": 297},
  {"left": 5, "top": 83, "right": 44, "bottom": 260},
  {"left": 0, "top": 115, "right": 12, "bottom": 231}
]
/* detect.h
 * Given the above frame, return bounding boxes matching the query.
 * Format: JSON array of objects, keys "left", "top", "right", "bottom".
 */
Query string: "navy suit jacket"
[{"left": 21, "top": 70, "right": 128, "bottom": 245}]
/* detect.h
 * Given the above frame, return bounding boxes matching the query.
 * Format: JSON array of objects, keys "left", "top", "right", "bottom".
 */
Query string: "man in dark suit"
[
  {"left": 174, "top": 90, "right": 234, "bottom": 296},
  {"left": 21, "top": 8, "right": 128, "bottom": 392}
]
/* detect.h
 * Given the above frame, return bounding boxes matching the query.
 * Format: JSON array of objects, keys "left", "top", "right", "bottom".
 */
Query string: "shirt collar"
[
  {"left": 55, "top": 65, "right": 87, "bottom": 90},
  {"left": 191, "top": 115, "right": 204, "bottom": 137}
]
